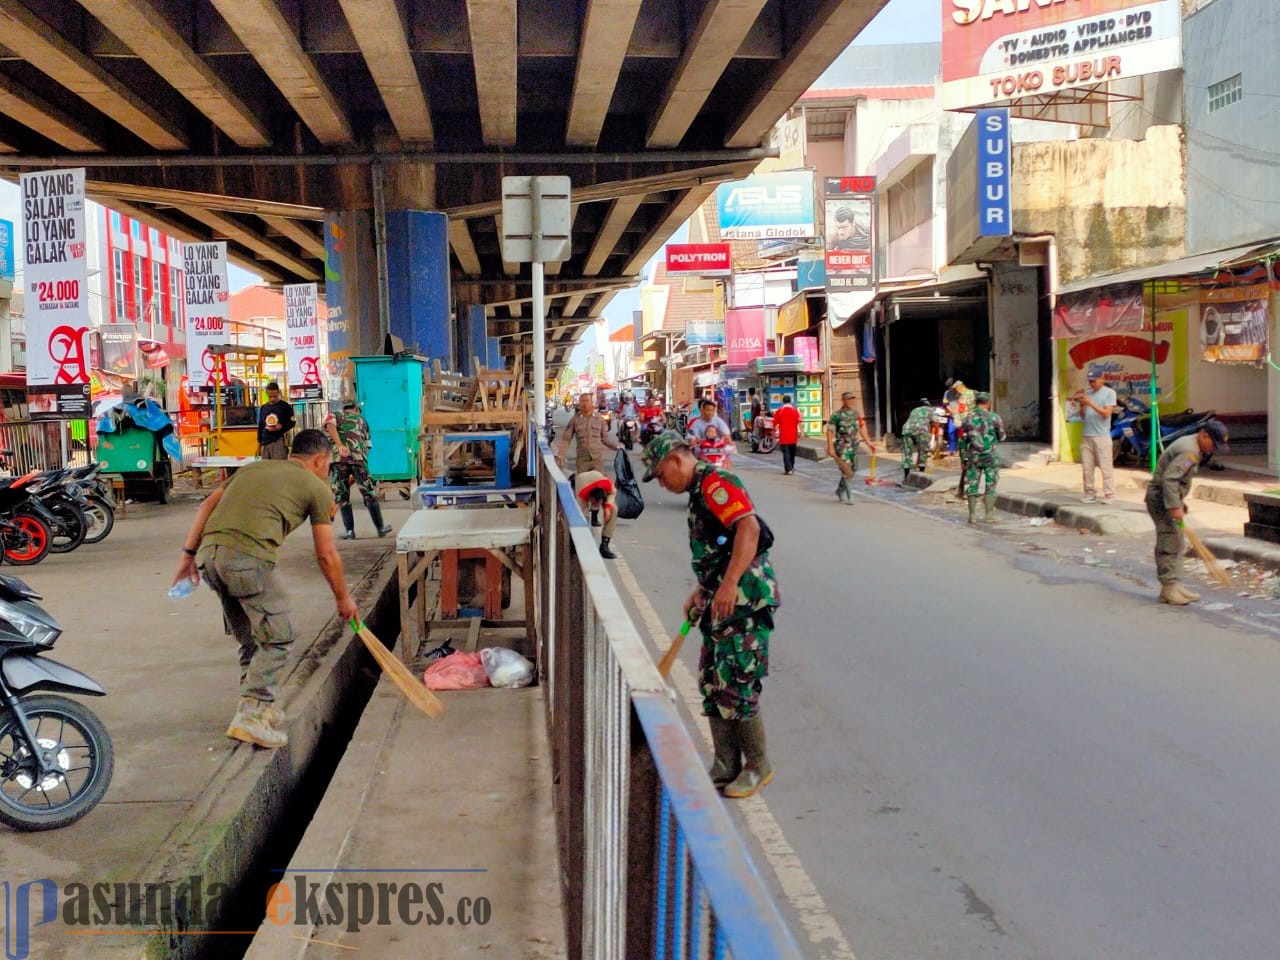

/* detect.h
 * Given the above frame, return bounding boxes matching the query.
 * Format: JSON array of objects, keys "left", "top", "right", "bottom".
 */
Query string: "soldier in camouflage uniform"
[
  {"left": 324, "top": 400, "right": 392, "bottom": 539},
  {"left": 642, "top": 431, "right": 779, "bottom": 799},
  {"left": 901, "top": 398, "right": 933, "bottom": 484},
  {"left": 826, "top": 392, "right": 869, "bottom": 503},
  {"left": 959, "top": 392, "right": 1007, "bottom": 525},
  {"left": 1145, "top": 421, "right": 1229, "bottom": 605}
]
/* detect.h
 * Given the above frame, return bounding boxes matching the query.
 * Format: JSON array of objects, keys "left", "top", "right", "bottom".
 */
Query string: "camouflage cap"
[
  {"left": 641, "top": 430, "right": 690, "bottom": 481},
  {"left": 974, "top": 391, "right": 991, "bottom": 404}
]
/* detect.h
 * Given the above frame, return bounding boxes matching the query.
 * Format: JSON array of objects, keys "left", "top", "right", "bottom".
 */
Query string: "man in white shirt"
[
  {"left": 688, "top": 398, "right": 732, "bottom": 442},
  {"left": 1074, "top": 369, "right": 1117, "bottom": 502}
]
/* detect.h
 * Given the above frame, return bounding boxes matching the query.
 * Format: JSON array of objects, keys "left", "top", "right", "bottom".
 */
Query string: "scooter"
[
  {"left": 0, "top": 574, "right": 113, "bottom": 830},
  {"left": 930, "top": 403, "right": 952, "bottom": 457},
  {"left": 696, "top": 434, "right": 731, "bottom": 468},
  {"left": 1110, "top": 395, "right": 1216, "bottom": 465},
  {"left": 748, "top": 414, "right": 778, "bottom": 455},
  {"left": 640, "top": 410, "right": 666, "bottom": 445}
]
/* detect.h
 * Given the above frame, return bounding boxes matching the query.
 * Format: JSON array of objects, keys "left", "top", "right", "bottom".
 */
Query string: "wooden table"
[
  {"left": 189, "top": 455, "right": 258, "bottom": 484},
  {"left": 395, "top": 505, "right": 534, "bottom": 661},
  {"left": 410, "top": 484, "right": 535, "bottom": 510}
]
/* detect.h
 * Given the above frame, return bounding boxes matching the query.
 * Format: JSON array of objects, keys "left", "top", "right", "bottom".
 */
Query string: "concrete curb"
[{"left": 1202, "top": 535, "right": 1280, "bottom": 574}]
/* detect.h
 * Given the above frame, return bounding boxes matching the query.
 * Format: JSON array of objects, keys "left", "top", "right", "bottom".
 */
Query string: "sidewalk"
[{"left": 7, "top": 490, "right": 560, "bottom": 959}]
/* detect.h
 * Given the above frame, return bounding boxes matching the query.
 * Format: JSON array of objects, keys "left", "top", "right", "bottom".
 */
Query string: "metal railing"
[
  {"left": 0, "top": 420, "right": 92, "bottom": 474},
  {"left": 533, "top": 437, "right": 802, "bottom": 959}
]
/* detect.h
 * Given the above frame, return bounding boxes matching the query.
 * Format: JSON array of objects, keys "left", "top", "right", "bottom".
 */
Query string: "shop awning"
[{"left": 1056, "top": 242, "right": 1277, "bottom": 296}]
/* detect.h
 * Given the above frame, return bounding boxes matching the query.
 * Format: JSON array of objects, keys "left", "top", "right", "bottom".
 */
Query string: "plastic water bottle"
[{"left": 168, "top": 579, "right": 197, "bottom": 601}]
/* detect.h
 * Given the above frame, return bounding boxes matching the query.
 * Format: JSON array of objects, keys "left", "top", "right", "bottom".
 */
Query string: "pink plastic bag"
[{"left": 423, "top": 651, "right": 490, "bottom": 690}]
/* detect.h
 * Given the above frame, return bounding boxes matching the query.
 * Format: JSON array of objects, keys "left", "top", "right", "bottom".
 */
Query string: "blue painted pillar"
[
  {"left": 466, "top": 304, "right": 488, "bottom": 370},
  {"left": 385, "top": 210, "right": 451, "bottom": 366}
]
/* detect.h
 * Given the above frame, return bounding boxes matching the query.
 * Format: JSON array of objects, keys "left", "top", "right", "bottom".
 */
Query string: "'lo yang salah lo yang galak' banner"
[
  {"left": 21, "top": 169, "right": 90, "bottom": 419},
  {"left": 284, "top": 282, "right": 323, "bottom": 399}
]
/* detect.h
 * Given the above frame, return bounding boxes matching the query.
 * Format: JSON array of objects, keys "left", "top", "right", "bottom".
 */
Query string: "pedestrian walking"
[
  {"left": 901, "top": 397, "right": 932, "bottom": 484},
  {"left": 575, "top": 470, "right": 619, "bottom": 560},
  {"left": 960, "top": 392, "right": 1007, "bottom": 525},
  {"left": 1073, "top": 369, "right": 1117, "bottom": 502},
  {"left": 256, "top": 382, "right": 295, "bottom": 460},
  {"left": 826, "top": 393, "right": 868, "bottom": 502},
  {"left": 774, "top": 395, "right": 801, "bottom": 474},
  {"left": 1145, "top": 420, "right": 1230, "bottom": 605},
  {"left": 555, "top": 392, "right": 623, "bottom": 526},
  {"left": 642, "top": 431, "right": 780, "bottom": 799},
  {"left": 324, "top": 400, "right": 392, "bottom": 539},
  {"left": 171, "top": 429, "right": 359, "bottom": 749}
]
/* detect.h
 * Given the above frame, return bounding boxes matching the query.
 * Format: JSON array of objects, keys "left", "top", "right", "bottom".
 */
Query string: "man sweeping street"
[
  {"left": 826, "top": 392, "right": 869, "bottom": 503},
  {"left": 642, "top": 431, "right": 780, "bottom": 799},
  {"left": 900, "top": 397, "right": 933, "bottom": 484},
  {"left": 1145, "top": 420, "right": 1230, "bottom": 605},
  {"left": 960, "top": 392, "right": 1007, "bottom": 525},
  {"left": 171, "top": 429, "right": 359, "bottom": 749}
]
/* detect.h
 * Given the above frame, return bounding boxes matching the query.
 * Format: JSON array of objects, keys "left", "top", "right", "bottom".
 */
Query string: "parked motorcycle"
[
  {"left": 696, "top": 433, "right": 731, "bottom": 468},
  {"left": 0, "top": 473, "right": 54, "bottom": 566},
  {"left": 544, "top": 408, "right": 556, "bottom": 442},
  {"left": 1110, "top": 396, "right": 1216, "bottom": 465},
  {"left": 930, "top": 403, "right": 952, "bottom": 457},
  {"left": 0, "top": 574, "right": 113, "bottom": 830},
  {"left": 748, "top": 413, "right": 779, "bottom": 455}
]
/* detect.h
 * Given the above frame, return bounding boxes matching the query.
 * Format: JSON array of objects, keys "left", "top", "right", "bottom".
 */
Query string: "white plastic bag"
[{"left": 479, "top": 647, "right": 535, "bottom": 688}]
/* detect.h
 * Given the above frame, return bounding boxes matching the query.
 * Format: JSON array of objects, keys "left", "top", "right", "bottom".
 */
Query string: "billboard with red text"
[{"left": 942, "top": 0, "right": 1181, "bottom": 111}]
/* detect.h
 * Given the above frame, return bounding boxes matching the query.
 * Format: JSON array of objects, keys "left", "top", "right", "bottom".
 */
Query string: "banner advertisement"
[
  {"left": 824, "top": 177, "right": 875, "bottom": 292},
  {"left": 284, "top": 282, "right": 324, "bottom": 399},
  {"left": 21, "top": 169, "right": 91, "bottom": 419},
  {"left": 99, "top": 324, "right": 138, "bottom": 380},
  {"left": 666, "top": 243, "right": 732, "bottom": 275},
  {"left": 323, "top": 213, "right": 351, "bottom": 399},
  {"left": 715, "top": 171, "right": 816, "bottom": 241},
  {"left": 942, "top": 0, "right": 1182, "bottom": 111},
  {"left": 776, "top": 114, "right": 807, "bottom": 170},
  {"left": 182, "top": 241, "right": 231, "bottom": 391},
  {"left": 725, "top": 308, "right": 767, "bottom": 367},
  {"left": 0, "top": 217, "right": 15, "bottom": 282},
  {"left": 1200, "top": 284, "right": 1268, "bottom": 363},
  {"left": 1052, "top": 281, "right": 1146, "bottom": 338},
  {"left": 686, "top": 317, "right": 726, "bottom": 346},
  {"left": 776, "top": 292, "right": 811, "bottom": 338}
]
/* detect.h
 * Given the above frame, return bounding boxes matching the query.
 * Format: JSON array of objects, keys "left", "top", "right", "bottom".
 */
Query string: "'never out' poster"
[
  {"left": 183, "top": 242, "right": 230, "bottom": 390},
  {"left": 284, "top": 282, "right": 323, "bottom": 400},
  {"left": 21, "top": 168, "right": 90, "bottom": 418}
]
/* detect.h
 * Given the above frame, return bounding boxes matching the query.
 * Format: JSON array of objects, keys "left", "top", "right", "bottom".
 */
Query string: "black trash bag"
[{"left": 613, "top": 449, "right": 645, "bottom": 520}]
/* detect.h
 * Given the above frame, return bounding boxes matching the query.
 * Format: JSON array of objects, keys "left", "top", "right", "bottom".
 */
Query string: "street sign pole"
[{"left": 501, "top": 175, "right": 571, "bottom": 444}]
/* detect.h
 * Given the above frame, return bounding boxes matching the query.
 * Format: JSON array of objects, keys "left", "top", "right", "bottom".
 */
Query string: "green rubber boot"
[
  {"left": 707, "top": 715, "right": 741, "bottom": 790},
  {"left": 723, "top": 716, "right": 773, "bottom": 799},
  {"left": 967, "top": 496, "right": 978, "bottom": 525},
  {"left": 984, "top": 491, "right": 997, "bottom": 523}
]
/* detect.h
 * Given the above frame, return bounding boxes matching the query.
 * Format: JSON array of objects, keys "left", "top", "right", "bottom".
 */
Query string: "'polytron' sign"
[
  {"left": 942, "top": 0, "right": 1182, "bottom": 111},
  {"left": 977, "top": 109, "right": 1012, "bottom": 237}
]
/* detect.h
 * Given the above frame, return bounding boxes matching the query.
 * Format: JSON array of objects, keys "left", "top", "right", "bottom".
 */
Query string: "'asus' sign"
[{"left": 723, "top": 185, "right": 804, "bottom": 211}]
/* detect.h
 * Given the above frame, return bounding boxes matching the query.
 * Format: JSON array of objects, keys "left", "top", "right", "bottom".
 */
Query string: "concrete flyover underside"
[{"left": 0, "top": 0, "right": 889, "bottom": 371}]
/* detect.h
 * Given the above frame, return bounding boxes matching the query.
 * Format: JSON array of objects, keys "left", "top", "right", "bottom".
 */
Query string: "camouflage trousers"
[
  {"left": 332, "top": 459, "right": 378, "bottom": 508},
  {"left": 833, "top": 447, "right": 856, "bottom": 481},
  {"left": 901, "top": 431, "right": 929, "bottom": 471},
  {"left": 1145, "top": 486, "right": 1184, "bottom": 584},
  {"left": 197, "top": 545, "right": 294, "bottom": 703},
  {"left": 963, "top": 458, "right": 999, "bottom": 496},
  {"left": 698, "top": 607, "right": 774, "bottom": 721}
]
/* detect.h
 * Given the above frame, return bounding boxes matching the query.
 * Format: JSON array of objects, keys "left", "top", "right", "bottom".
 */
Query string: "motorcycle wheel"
[
  {"left": 2, "top": 514, "right": 51, "bottom": 565},
  {"left": 43, "top": 500, "right": 88, "bottom": 554},
  {"left": 758, "top": 435, "right": 778, "bottom": 454},
  {"left": 0, "top": 694, "right": 114, "bottom": 831},
  {"left": 81, "top": 495, "right": 116, "bottom": 545}
]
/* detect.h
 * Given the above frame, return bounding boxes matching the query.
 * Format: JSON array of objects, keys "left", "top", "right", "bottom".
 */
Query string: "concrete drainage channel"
[{"left": 143, "top": 552, "right": 409, "bottom": 960}]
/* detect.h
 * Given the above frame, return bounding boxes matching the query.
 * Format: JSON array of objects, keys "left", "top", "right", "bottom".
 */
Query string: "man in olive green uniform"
[
  {"left": 901, "top": 398, "right": 933, "bottom": 484},
  {"left": 1146, "top": 421, "right": 1230, "bottom": 605},
  {"left": 826, "top": 392, "right": 869, "bottom": 503},
  {"left": 171, "top": 429, "right": 359, "bottom": 749},
  {"left": 960, "top": 392, "right": 1007, "bottom": 525},
  {"left": 643, "top": 431, "right": 780, "bottom": 799},
  {"left": 324, "top": 400, "right": 391, "bottom": 539}
]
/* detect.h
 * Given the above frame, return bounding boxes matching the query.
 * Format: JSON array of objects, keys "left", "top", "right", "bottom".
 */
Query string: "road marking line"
[{"left": 613, "top": 555, "right": 858, "bottom": 960}]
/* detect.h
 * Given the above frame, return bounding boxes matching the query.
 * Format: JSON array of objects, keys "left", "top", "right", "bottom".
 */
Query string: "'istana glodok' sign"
[{"left": 21, "top": 169, "right": 91, "bottom": 419}]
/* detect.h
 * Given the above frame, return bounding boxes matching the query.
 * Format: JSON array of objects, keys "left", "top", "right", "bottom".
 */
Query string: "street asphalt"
[{"left": 603, "top": 440, "right": 1280, "bottom": 960}]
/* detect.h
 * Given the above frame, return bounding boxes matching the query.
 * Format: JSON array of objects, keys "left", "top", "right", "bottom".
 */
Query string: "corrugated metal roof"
[{"left": 1056, "top": 242, "right": 1278, "bottom": 295}]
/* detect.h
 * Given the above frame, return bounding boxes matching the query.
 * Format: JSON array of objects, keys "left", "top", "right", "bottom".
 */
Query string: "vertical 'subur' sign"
[
  {"left": 977, "top": 108, "right": 1012, "bottom": 238},
  {"left": 21, "top": 168, "right": 91, "bottom": 419},
  {"left": 284, "top": 282, "right": 323, "bottom": 399},
  {"left": 182, "top": 241, "right": 231, "bottom": 390}
]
